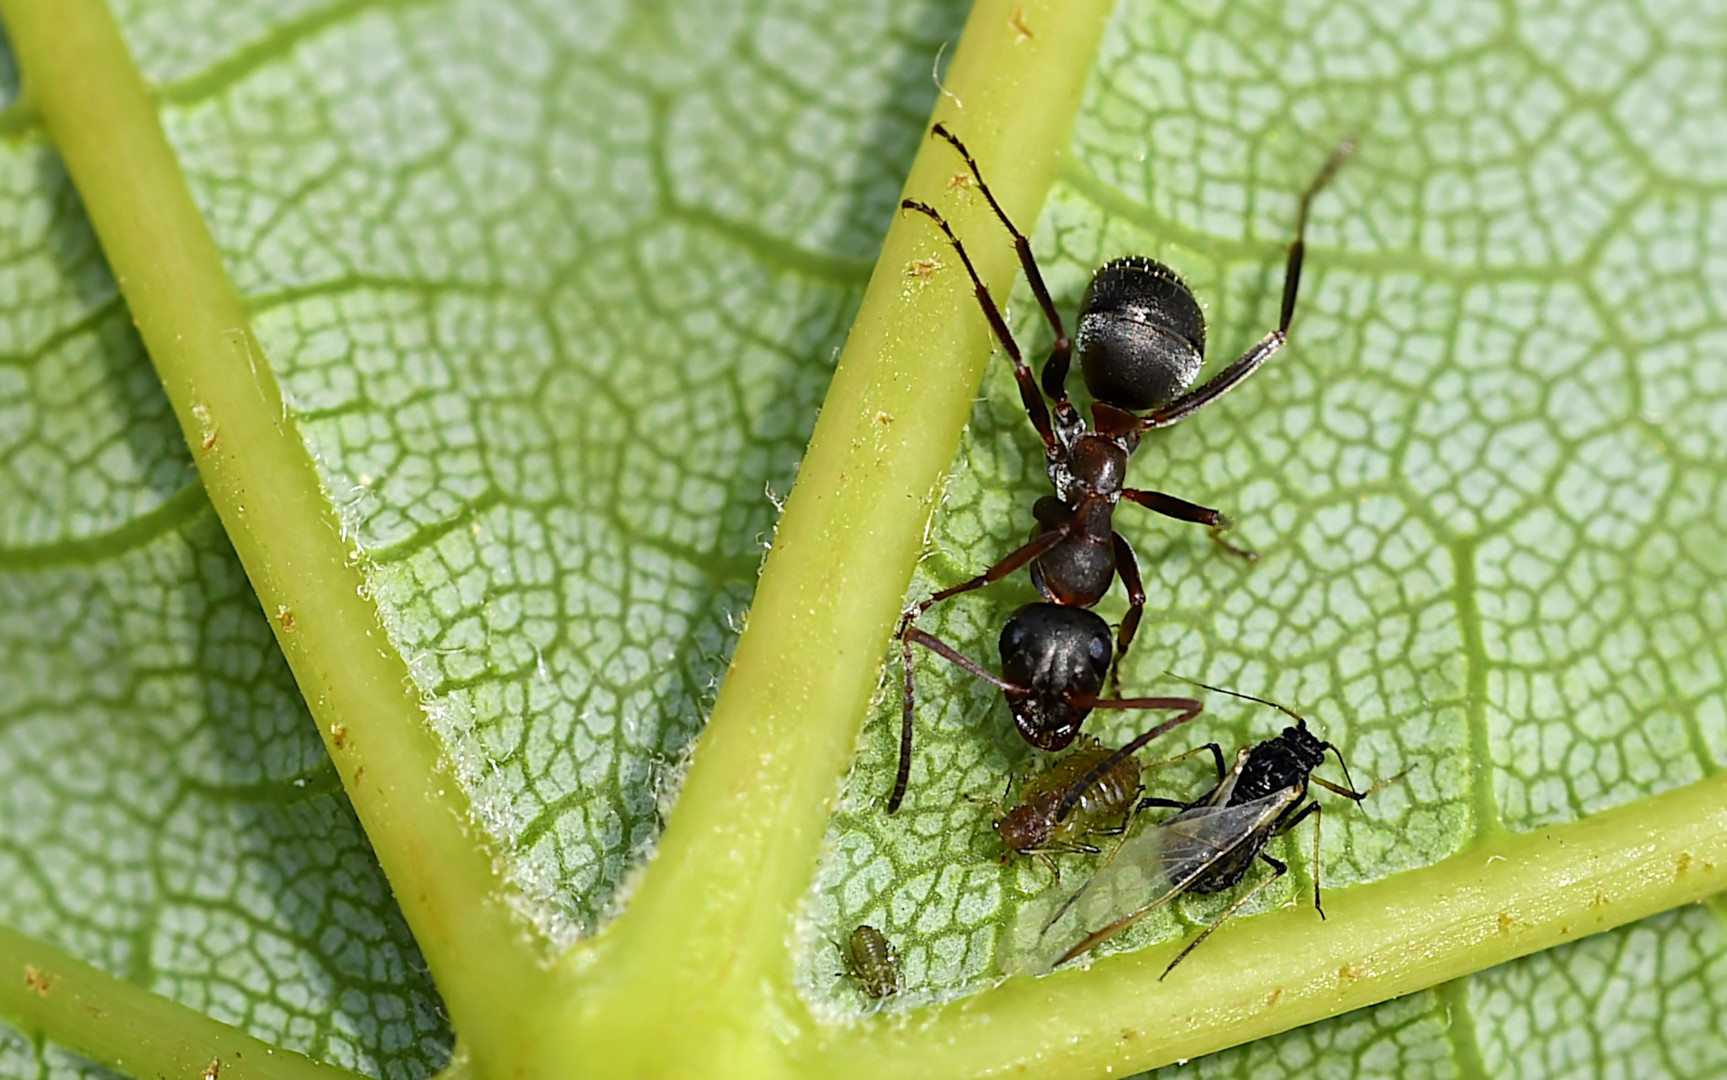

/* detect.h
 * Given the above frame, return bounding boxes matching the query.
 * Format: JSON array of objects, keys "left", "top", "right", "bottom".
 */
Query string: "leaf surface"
[{"left": 1, "top": 0, "right": 1725, "bottom": 1077}]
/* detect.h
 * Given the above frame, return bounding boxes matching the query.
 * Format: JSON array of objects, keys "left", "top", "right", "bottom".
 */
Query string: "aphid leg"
[
  {"left": 1121, "top": 488, "right": 1258, "bottom": 564},
  {"left": 1272, "top": 799, "right": 1325, "bottom": 917},
  {"left": 1052, "top": 698, "right": 1205, "bottom": 822},
  {"left": 965, "top": 774, "right": 1013, "bottom": 816},
  {"left": 1312, "top": 802, "right": 1326, "bottom": 918},
  {"left": 1091, "top": 787, "right": 1142, "bottom": 837},
  {"left": 1107, "top": 532, "right": 1147, "bottom": 698},
  {"left": 1315, "top": 743, "right": 1369, "bottom": 802},
  {"left": 1144, "top": 740, "right": 1230, "bottom": 786},
  {"left": 927, "top": 123, "right": 1076, "bottom": 407},
  {"left": 1134, "top": 796, "right": 1189, "bottom": 813},
  {"left": 1159, "top": 854, "right": 1288, "bottom": 981},
  {"left": 1131, "top": 741, "right": 1227, "bottom": 813},
  {"left": 1137, "top": 136, "right": 1356, "bottom": 432},
  {"left": 1311, "top": 773, "right": 1371, "bottom": 802},
  {"left": 890, "top": 628, "right": 1020, "bottom": 813},
  {"left": 1195, "top": 741, "right": 1230, "bottom": 784},
  {"left": 900, "top": 198, "right": 1059, "bottom": 453}
]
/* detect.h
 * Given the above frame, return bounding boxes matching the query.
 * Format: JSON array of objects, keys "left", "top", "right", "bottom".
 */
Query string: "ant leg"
[
  {"left": 1138, "top": 136, "right": 1356, "bottom": 432},
  {"left": 1052, "top": 697, "right": 1205, "bottom": 822},
  {"left": 900, "top": 199, "right": 1059, "bottom": 453},
  {"left": 1160, "top": 855, "right": 1287, "bottom": 980},
  {"left": 896, "top": 525, "right": 1069, "bottom": 642},
  {"left": 1108, "top": 532, "right": 1147, "bottom": 699},
  {"left": 892, "top": 634, "right": 919, "bottom": 813},
  {"left": 1122, "top": 488, "right": 1258, "bottom": 563},
  {"left": 890, "top": 628, "right": 1022, "bottom": 813},
  {"left": 927, "top": 123, "right": 1075, "bottom": 406}
]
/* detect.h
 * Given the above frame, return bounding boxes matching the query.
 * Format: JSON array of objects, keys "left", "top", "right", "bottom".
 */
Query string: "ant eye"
[{"left": 1089, "top": 637, "right": 1109, "bottom": 662}]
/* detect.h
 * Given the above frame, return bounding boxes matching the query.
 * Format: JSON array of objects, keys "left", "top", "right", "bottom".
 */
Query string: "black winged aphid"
[{"left": 1016, "top": 678, "right": 1384, "bottom": 979}]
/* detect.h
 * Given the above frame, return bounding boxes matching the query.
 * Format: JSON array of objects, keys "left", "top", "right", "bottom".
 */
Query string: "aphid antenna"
[
  {"left": 962, "top": 775, "right": 1013, "bottom": 820},
  {"left": 1165, "top": 670, "right": 1364, "bottom": 797},
  {"left": 1165, "top": 671, "right": 1308, "bottom": 727}
]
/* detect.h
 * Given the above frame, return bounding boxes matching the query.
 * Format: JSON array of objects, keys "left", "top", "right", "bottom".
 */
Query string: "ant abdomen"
[{"left": 1076, "top": 256, "right": 1208, "bottom": 411}]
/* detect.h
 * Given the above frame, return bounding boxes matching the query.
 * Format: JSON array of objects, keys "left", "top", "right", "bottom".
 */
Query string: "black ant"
[
  {"left": 887, "top": 124, "right": 1354, "bottom": 813},
  {"left": 1039, "top": 679, "right": 1384, "bottom": 978}
]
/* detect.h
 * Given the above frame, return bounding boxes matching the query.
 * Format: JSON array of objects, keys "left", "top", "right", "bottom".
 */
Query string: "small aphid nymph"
[
  {"left": 992, "top": 738, "right": 1142, "bottom": 878},
  {"left": 841, "top": 924, "right": 900, "bottom": 999}
]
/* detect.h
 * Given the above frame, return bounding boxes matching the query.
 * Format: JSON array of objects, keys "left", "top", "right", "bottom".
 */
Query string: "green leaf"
[{"left": 1, "top": 0, "right": 1725, "bottom": 1078}]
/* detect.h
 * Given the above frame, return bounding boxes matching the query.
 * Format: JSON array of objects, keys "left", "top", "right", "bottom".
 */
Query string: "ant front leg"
[
  {"left": 900, "top": 199, "right": 1059, "bottom": 455},
  {"left": 927, "top": 124, "right": 1077, "bottom": 412},
  {"left": 1122, "top": 488, "right": 1258, "bottom": 563},
  {"left": 896, "top": 525, "right": 1070, "bottom": 642},
  {"left": 892, "top": 628, "right": 1020, "bottom": 813},
  {"left": 1139, "top": 137, "right": 1356, "bottom": 432}
]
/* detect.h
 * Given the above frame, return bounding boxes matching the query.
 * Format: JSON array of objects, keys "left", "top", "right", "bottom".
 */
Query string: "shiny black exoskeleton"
[
  {"left": 1046, "top": 680, "right": 1382, "bottom": 977},
  {"left": 885, "top": 123, "right": 1353, "bottom": 814},
  {"left": 1151, "top": 719, "right": 1339, "bottom": 897},
  {"left": 998, "top": 603, "right": 1114, "bottom": 750},
  {"left": 1106, "top": 679, "right": 1368, "bottom": 904},
  {"left": 893, "top": 602, "right": 1202, "bottom": 811}
]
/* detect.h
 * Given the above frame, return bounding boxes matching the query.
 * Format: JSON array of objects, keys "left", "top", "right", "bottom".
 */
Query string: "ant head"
[
  {"left": 1076, "top": 256, "right": 1207, "bottom": 412},
  {"left": 999, "top": 603, "right": 1112, "bottom": 746}
]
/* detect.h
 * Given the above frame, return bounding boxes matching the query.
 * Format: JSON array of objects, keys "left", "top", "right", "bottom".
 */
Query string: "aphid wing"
[
  {"left": 1153, "top": 793, "right": 1289, "bottom": 888},
  {"left": 1003, "top": 820, "right": 1171, "bottom": 974},
  {"left": 1021, "top": 790, "right": 1298, "bottom": 972}
]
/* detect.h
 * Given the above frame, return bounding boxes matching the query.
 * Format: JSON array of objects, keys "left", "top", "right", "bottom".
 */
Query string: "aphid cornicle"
[
  {"left": 991, "top": 737, "right": 1142, "bottom": 878},
  {"left": 887, "top": 124, "right": 1355, "bottom": 815},
  {"left": 1034, "top": 681, "right": 1379, "bottom": 979},
  {"left": 840, "top": 924, "right": 900, "bottom": 999}
]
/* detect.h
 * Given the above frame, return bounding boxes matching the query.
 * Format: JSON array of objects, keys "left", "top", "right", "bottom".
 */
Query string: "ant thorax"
[{"left": 1043, "top": 409, "right": 1137, "bottom": 506}]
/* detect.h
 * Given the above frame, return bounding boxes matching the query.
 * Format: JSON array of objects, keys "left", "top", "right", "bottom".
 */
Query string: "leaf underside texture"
[{"left": 1, "top": 0, "right": 1725, "bottom": 1078}]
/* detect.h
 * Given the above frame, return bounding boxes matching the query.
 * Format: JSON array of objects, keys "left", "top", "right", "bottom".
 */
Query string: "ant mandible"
[{"left": 886, "top": 124, "right": 1354, "bottom": 814}]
